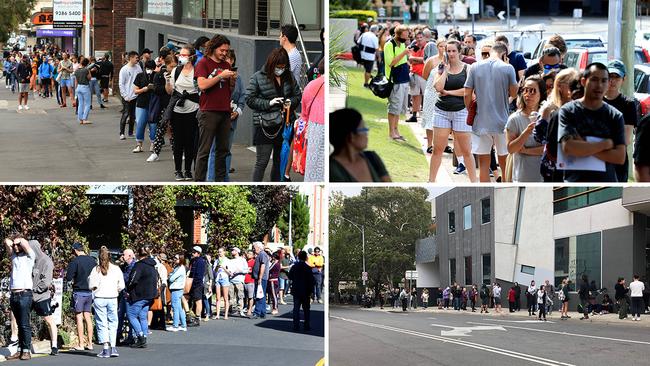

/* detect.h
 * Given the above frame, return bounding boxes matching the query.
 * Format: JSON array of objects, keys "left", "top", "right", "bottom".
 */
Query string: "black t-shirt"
[
  {"left": 98, "top": 60, "right": 114, "bottom": 78},
  {"left": 16, "top": 62, "right": 31, "bottom": 83},
  {"left": 134, "top": 71, "right": 156, "bottom": 108},
  {"left": 605, "top": 93, "right": 638, "bottom": 182},
  {"left": 65, "top": 255, "right": 98, "bottom": 292},
  {"left": 524, "top": 63, "right": 568, "bottom": 79},
  {"left": 558, "top": 100, "right": 625, "bottom": 182},
  {"left": 634, "top": 114, "right": 650, "bottom": 165}
]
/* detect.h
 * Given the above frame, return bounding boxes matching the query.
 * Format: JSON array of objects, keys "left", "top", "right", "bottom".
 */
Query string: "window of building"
[
  {"left": 482, "top": 254, "right": 491, "bottom": 285},
  {"left": 554, "top": 232, "right": 601, "bottom": 290},
  {"left": 182, "top": 0, "right": 203, "bottom": 20},
  {"left": 481, "top": 198, "right": 490, "bottom": 224},
  {"left": 448, "top": 211, "right": 455, "bottom": 233},
  {"left": 449, "top": 258, "right": 456, "bottom": 284},
  {"left": 521, "top": 265, "right": 535, "bottom": 275},
  {"left": 553, "top": 187, "right": 622, "bottom": 214},
  {"left": 465, "top": 256, "right": 472, "bottom": 285},
  {"left": 463, "top": 204, "right": 471, "bottom": 230},
  {"left": 138, "top": 29, "right": 145, "bottom": 55},
  {"left": 145, "top": 0, "right": 173, "bottom": 16}
]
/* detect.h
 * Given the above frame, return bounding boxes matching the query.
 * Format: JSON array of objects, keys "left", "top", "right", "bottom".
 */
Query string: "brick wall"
[
  {"left": 93, "top": 0, "right": 113, "bottom": 56},
  {"left": 193, "top": 215, "right": 202, "bottom": 244},
  {"left": 111, "top": 0, "right": 137, "bottom": 91}
]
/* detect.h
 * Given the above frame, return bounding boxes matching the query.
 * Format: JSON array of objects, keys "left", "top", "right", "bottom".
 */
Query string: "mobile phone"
[
  {"left": 231, "top": 66, "right": 238, "bottom": 72},
  {"left": 444, "top": 52, "right": 449, "bottom": 64}
]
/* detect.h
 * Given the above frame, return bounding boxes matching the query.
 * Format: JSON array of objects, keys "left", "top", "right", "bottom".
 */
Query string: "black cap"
[
  {"left": 140, "top": 48, "right": 152, "bottom": 56},
  {"left": 72, "top": 242, "right": 83, "bottom": 250}
]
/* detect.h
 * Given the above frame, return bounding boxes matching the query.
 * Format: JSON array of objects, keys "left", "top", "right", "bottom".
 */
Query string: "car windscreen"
[
  {"left": 588, "top": 51, "right": 645, "bottom": 65},
  {"left": 565, "top": 39, "right": 604, "bottom": 48}
]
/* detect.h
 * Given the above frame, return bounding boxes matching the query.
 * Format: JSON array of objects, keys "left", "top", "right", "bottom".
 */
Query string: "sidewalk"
[
  {"left": 0, "top": 85, "right": 302, "bottom": 182},
  {"left": 357, "top": 304, "right": 650, "bottom": 327}
]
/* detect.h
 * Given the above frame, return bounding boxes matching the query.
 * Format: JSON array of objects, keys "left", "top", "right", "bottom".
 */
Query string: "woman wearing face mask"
[
  {"left": 246, "top": 48, "right": 301, "bottom": 182},
  {"left": 164, "top": 46, "right": 199, "bottom": 181},
  {"left": 193, "top": 36, "right": 210, "bottom": 65},
  {"left": 329, "top": 108, "right": 391, "bottom": 182},
  {"left": 132, "top": 60, "right": 158, "bottom": 153}
]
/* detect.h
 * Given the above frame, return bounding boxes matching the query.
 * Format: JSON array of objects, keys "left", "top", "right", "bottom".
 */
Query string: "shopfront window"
[
  {"left": 183, "top": 0, "right": 204, "bottom": 20},
  {"left": 554, "top": 232, "right": 601, "bottom": 290}
]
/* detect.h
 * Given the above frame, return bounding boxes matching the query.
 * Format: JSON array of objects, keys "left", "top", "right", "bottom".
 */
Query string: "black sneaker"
[
  {"left": 184, "top": 171, "right": 193, "bottom": 181},
  {"left": 100, "top": 104, "right": 107, "bottom": 109},
  {"left": 175, "top": 171, "right": 184, "bottom": 181},
  {"left": 444, "top": 146, "right": 454, "bottom": 154},
  {"left": 405, "top": 115, "right": 418, "bottom": 123},
  {"left": 426, "top": 146, "right": 433, "bottom": 154},
  {"left": 50, "top": 347, "right": 59, "bottom": 356},
  {"left": 229, "top": 167, "right": 235, "bottom": 173}
]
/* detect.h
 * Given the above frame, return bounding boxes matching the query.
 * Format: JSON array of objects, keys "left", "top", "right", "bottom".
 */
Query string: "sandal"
[{"left": 426, "top": 146, "right": 433, "bottom": 154}]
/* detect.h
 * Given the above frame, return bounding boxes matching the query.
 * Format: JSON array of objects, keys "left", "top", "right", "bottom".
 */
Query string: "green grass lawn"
[{"left": 345, "top": 66, "right": 429, "bottom": 182}]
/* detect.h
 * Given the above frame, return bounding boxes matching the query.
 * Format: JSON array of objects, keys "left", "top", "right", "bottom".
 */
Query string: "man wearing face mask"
[
  {"left": 384, "top": 25, "right": 411, "bottom": 141},
  {"left": 194, "top": 34, "right": 237, "bottom": 182}
]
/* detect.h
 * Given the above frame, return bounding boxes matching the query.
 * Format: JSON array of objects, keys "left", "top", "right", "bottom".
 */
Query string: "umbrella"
[{"left": 280, "top": 104, "right": 293, "bottom": 181}]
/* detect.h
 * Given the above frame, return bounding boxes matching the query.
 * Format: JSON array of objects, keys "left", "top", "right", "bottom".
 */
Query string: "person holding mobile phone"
[
  {"left": 406, "top": 31, "right": 427, "bottom": 123},
  {"left": 132, "top": 60, "right": 158, "bottom": 153}
]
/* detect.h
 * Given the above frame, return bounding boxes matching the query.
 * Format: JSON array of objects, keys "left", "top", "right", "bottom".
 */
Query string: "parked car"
[
  {"left": 634, "top": 64, "right": 650, "bottom": 118},
  {"left": 526, "top": 34, "right": 605, "bottom": 66},
  {"left": 564, "top": 47, "right": 650, "bottom": 72}
]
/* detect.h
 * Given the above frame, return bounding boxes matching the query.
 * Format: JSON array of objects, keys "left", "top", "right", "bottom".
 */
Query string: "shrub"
[{"left": 330, "top": 10, "right": 378, "bottom": 24}]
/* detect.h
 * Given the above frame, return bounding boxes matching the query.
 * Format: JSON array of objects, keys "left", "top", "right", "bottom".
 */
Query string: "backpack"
[{"left": 557, "top": 288, "right": 566, "bottom": 301}]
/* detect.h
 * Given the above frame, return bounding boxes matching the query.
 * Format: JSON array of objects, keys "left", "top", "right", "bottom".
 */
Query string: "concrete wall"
[
  {"left": 602, "top": 225, "right": 635, "bottom": 289},
  {"left": 416, "top": 260, "right": 440, "bottom": 288},
  {"left": 554, "top": 199, "right": 633, "bottom": 239},
  {"left": 436, "top": 187, "right": 494, "bottom": 287}
]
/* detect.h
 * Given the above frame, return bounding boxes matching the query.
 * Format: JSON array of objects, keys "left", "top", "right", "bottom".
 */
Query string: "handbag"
[
  {"left": 184, "top": 276, "right": 193, "bottom": 294},
  {"left": 466, "top": 99, "right": 477, "bottom": 126},
  {"left": 253, "top": 109, "right": 284, "bottom": 139},
  {"left": 255, "top": 283, "right": 264, "bottom": 300}
]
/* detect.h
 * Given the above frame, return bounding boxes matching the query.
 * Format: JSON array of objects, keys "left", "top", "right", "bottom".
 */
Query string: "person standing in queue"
[
  {"left": 126, "top": 247, "right": 159, "bottom": 349},
  {"left": 66, "top": 242, "right": 97, "bottom": 351},
  {"left": 289, "top": 251, "right": 315, "bottom": 331},
  {"left": 194, "top": 34, "right": 237, "bottom": 182}
]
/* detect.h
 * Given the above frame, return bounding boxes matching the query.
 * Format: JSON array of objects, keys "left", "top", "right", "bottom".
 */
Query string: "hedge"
[{"left": 330, "top": 10, "right": 378, "bottom": 24}]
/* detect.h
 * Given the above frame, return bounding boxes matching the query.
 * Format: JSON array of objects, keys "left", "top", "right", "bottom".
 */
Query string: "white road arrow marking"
[
  {"left": 497, "top": 10, "right": 506, "bottom": 20},
  {"left": 430, "top": 323, "right": 506, "bottom": 337}
]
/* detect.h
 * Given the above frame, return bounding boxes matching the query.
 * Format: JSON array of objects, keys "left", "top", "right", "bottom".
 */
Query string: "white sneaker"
[
  {"left": 24, "top": 105, "right": 29, "bottom": 110},
  {"left": 178, "top": 327, "right": 187, "bottom": 332},
  {"left": 132, "top": 145, "right": 143, "bottom": 153},
  {"left": 119, "top": 134, "right": 125, "bottom": 140},
  {"left": 166, "top": 326, "right": 179, "bottom": 332},
  {"left": 146, "top": 153, "right": 159, "bottom": 162},
  {"left": 18, "top": 105, "right": 22, "bottom": 110}
]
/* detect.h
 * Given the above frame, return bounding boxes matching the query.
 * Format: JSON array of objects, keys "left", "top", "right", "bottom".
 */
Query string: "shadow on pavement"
[{"left": 255, "top": 308, "right": 324, "bottom": 338}]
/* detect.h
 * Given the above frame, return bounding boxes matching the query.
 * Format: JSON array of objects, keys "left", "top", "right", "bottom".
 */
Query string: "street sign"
[
  {"left": 405, "top": 270, "right": 418, "bottom": 280},
  {"left": 52, "top": 278, "right": 63, "bottom": 325},
  {"left": 469, "top": 0, "right": 479, "bottom": 15},
  {"left": 53, "top": 0, "right": 83, "bottom": 28},
  {"left": 362, "top": 271, "right": 368, "bottom": 281},
  {"left": 31, "top": 12, "right": 54, "bottom": 26},
  {"left": 497, "top": 10, "right": 506, "bottom": 20}
]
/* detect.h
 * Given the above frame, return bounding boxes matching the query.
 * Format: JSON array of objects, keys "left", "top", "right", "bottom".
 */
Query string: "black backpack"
[{"left": 351, "top": 44, "right": 362, "bottom": 65}]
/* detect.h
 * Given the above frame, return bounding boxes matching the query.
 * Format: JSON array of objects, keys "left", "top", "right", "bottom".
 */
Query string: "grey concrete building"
[{"left": 125, "top": 0, "right": 324, "bottom": 145}]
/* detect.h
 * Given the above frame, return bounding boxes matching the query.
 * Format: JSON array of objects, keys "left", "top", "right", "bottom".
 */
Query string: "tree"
[
  {"left": 276, "top": 193, "right": 310, "bottom": 249},
  {"left": 247, "top": 186, "right": 296, "bottom": 242},
  {"left": 0, "top": 0, "right": 36, "bottom": 43},
  {"left": 175, "top": 185, "right": 256, "bottom": 257},
  {"left": 122, "top": 186, "right": 185, "bottom": 256},
  {"left": 329, "top": 187, "right": 431, "bottom": 298}
]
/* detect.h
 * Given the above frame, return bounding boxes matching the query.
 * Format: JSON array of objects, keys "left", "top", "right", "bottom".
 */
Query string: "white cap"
[{"left": 192, "top": 246, "right": 203, "bottom": 254}]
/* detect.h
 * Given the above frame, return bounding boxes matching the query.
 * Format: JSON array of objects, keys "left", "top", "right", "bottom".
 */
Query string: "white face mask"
[
  {"left": 274, "top": 67, "right": 285, "bottom": 76},
  {"left": 146, "top": 69, "right": 153, "bottom": 74},
  {"left": 178, "top": 56, "right": 189, "bottom": 66}
]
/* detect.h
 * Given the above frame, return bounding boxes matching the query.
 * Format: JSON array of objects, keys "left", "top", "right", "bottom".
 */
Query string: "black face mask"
[{"left": 398, "top": 37, "right": 407, "bottom": 43}]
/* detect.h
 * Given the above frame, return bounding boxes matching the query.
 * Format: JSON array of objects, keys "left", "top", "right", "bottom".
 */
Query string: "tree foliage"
[
  {"left": 0, "top": 0, "right": 36, "bottom": 43},
  {"left": 277, "top": 193, "right": 310, "bottom": 249},
  {"left": 122, "top": 186, "right": 185, "bottom": 256},
  {"left": 329, "top": 187, "right": 431, "bottom": 297},
  {"left": 0, "top": 185, "right": 91, "bottom": 277},
  {"left": 247, "top": 186, "right": 296, "bottom": 242},
  {"left": 175, "top": 185, "right": 256, "bottom": 257}
]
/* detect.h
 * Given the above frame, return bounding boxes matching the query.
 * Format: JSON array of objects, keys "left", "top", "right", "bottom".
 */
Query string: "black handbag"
[{"left": 253, "top": 109, "right": 284, "bottom": 139}]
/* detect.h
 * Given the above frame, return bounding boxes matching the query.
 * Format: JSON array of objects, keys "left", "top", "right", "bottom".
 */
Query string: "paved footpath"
[
  {"left": 331, "top": 305, "right": 650, "bottom": 366},
  {"left": 2, "top": 302, "right": 324, "bottom": 365},
  {"left": 0, "top": 85, "right": 302, "bottom": 182}
]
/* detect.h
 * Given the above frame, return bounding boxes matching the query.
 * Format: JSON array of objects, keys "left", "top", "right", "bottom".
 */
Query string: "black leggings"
[{"left": 170, "top": 111, "right": 198, "bottom": 173}]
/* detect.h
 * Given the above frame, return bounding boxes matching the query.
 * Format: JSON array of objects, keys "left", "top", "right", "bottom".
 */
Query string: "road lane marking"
[
  {"left": 331, "top": 316, "right": 575, "bottom": 366},
  {"left": 429, "top": 323, "right": 506, "bottom": 337},
  {"left": 481, "top": 319, "right": 556, "bottom": 324},
  {"left": 466, "top": 322, "right": 650, "bottom": 346}
]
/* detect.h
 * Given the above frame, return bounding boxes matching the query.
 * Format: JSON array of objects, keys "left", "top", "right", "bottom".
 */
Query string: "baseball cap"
[
  {"left": 231, "top": 247, "right": 241, "bottom": 254},
  {"left": 72, "top": 242, "right": 83, "bottom": 250},
  {"left": 159, "top": 253, "right": 168, "bottom": 261},
  {"left": 192, "top": 245, "right": 202, "bottom": 254},
  {"left": 607, "top": 59, "right": 626, "bottom": 78},
  {"left": 165, "top": 41, "right": 177, "bottom": 53}
]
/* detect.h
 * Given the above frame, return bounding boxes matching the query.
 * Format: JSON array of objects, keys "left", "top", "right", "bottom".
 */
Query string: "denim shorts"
[
  {"left": 216, "top": 276, "right": 231, "bottom": 287},
  {"left": 60, "top": 78, "right": 73, "bottom": 88},
  {"left": 73, "top": 292, "right": 93, "bottom": 313},
  {"left": 278, "top": 277, "right": 289, "bottom": 290}
]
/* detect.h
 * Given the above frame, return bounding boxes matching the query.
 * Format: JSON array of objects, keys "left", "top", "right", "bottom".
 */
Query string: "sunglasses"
[
  {"left": 543, "top": 63, "right": 560, "bottom": 70},
  {"left": 355, "top": 127, "right": 369, "bottom": 135},
  {"left": 522, "top": 87, "right": 537, "bottom": 95},
  {"left": 481, "top": 52, "right": 490, "bottom": 58}
]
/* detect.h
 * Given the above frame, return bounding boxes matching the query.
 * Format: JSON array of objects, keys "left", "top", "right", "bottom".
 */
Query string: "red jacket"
[{"left": 508, "top": 288, "right": 516, "bottom": 302}]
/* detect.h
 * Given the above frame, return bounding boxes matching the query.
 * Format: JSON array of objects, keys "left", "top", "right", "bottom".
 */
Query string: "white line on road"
[
  {"left": 331, "top": 316, "right": 575, "bottom": 366},
  {"left": 466, "top": 322, "right": 650, "bottom": 346},
  {"left": 479, "top": 319, "right": 556, "bottom": 324},
  {"left": 429, "top": 323, "right": 507, "bottom": 337}
]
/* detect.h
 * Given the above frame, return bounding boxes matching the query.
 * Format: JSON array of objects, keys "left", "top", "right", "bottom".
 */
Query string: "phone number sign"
[{"left": 53, "top": 0, "right": 83, "bottom": 28}]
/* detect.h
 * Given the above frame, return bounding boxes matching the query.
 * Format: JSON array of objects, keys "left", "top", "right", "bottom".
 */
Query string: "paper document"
[{"left": 556, "top": 136, "right": 607, "bottom": 172}]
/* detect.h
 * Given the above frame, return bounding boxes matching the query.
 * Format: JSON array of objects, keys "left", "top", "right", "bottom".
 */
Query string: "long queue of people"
[
  {"left": 369, "top": 277, "right": 649, "bottom": 323},
  {"left": 4, "top": 232, "right": 323, "bottom": 361},
  {"left": 2, "top": 26, "right": 325, "bottom": 183},
  {"left": 338, "top": 21, "right": 650, "bottom": 183}
]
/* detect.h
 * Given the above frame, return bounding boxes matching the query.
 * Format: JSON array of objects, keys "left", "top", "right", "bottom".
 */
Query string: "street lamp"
[
  {"left": 340, "top": 216, "right": 366, "bottom": 289},
  {"left": 288, "top": 192, "right": 293, "bottom": 250}
]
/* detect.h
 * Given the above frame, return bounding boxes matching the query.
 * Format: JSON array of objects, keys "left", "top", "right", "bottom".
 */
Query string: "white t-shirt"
[
  {"left": 630, "top": 280, "right": 645, "bottom": 297},
  {"left": 228, "top": 256, "right": 248, "bottom": 284},
  {"left": 11, "top": 251, "right": 35, "bottom": 290},
  {"left": 170, "top": 66, "right": 199, "bottom": 114},
  {"left": 358, "top": 32, "right": 379, "bottom": 61}
]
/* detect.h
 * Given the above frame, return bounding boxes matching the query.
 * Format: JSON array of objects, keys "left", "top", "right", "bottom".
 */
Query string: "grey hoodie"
[{"left": 30, "top": 240, "right": 54, "bottom": 303}]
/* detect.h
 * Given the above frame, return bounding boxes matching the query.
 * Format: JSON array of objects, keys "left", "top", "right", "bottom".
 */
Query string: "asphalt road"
[
  {"left": 330, "top": 306, "right": 650, "bottom": 366},
  {"left": 0, "top": 84, "right": 303, "bottom": 182},
  {"left": 14, "top": 302, "right": 323, "bottom": 366}
]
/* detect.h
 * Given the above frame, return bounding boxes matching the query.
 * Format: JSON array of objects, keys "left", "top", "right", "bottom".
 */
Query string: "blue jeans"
[
  {"left": 202, "top": 293, "right": 211, "bottom": 318},
  {"left": 127, "top": 299, "right": 151, "bottom": 337},
  {"left": 208, "top": 118, "right": 237, "bottom": 182},
  {"left": 313, "top": 271, "right": 323, "bottom": 301},
  {"left": 94, "top": 298, "right": 118, "bottom": 347},
  {"left": 76, "top": 84, "right": 91, "bottom": 122},
  {"left": 89, "top": 78, "right": 103, "bottom": 106},
  {"left": 10, "top": 291, "right": 33, "bottom": 352},
  {"left": 117, "top": 295, "right": 132, "bottom": 341},
  {"left": 170, "top": 290, "right": 187, "bottom": 328},
  {"left": 253, "top": 279, "right": 268, "bottom": 317},
  {"left": 135, "top": 107, "right": 156, "bottom": 142}
]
